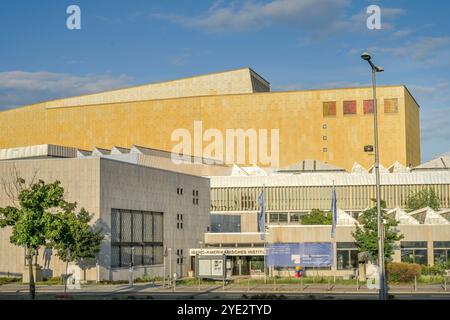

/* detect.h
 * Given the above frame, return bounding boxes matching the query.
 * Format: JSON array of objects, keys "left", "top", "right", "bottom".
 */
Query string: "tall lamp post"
[{"left": 361, "top": 52, "right": 387, "bottom": 300}]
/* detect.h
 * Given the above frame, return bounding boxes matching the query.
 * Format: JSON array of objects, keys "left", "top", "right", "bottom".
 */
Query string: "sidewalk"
[{"left": 0, "top": 282, "right": 448, "bottom": 296}]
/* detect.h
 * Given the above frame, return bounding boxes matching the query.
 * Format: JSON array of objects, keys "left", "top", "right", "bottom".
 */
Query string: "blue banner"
[{"left": 266, "top": 243, "right": 333, "bottom": 267}]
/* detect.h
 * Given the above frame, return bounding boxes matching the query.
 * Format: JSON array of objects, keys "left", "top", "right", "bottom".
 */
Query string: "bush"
[
  {"left": 387, "top": 262, "right": 421, "bottom": 283},
  {"left": 421, "top": 263, "right": 450, "bottom": 275}
]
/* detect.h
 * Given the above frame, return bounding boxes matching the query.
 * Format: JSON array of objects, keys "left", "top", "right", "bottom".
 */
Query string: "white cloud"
[
  {"left": 0, "top": 71, "right": 133, "bottom": 110},
  {"left": 369, "top": 37, "right": 450, "bottom": 62},
  {"left": 154, "top": 0, "right": 405, "bottom": 36}
]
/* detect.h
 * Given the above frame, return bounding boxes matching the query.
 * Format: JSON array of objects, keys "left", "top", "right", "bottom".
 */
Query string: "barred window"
[{"left": 111, "top": 209, "right": 164, "bottom": 268}]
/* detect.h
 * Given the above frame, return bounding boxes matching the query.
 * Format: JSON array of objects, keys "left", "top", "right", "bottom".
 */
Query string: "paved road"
[{"left": 0, "top": 282, "right": 449, "bottom": 300}]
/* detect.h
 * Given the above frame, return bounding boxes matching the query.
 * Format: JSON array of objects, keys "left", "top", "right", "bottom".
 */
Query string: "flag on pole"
[
  {"left": 258, "top": 190, "right": 265, "bottom": 240},
  {"left": 331, "top": 186, "right": 337, "bottom": 238}
]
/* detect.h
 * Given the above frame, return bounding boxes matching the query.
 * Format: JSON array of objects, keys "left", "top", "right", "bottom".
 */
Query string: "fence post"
[
  {"left": 247, "top": 278, "right": 250, "bottom": 292},
  {"left": 301, "top": 276, "right": 303, "bottom": 291},
  {"left": 444, "top": 276, "right": 447, "bottom": 292},
  {"left": 414, "top": 276, "right": 417, "bottom": 292},
  {"left": 273, "top": 276, "right": 276, "bottom": 291}
]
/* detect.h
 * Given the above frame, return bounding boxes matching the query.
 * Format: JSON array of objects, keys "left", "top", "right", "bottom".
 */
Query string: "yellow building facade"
[{"left": 0, "top": 68, "right": 420, "bottom": 170}]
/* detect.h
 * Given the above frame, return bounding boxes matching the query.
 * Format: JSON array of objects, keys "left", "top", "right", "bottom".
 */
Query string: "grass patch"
[
  {"left": 36, "top": 277, "right": 62, "bottom": 285},
  {"left": 0, "top": 277, "right": 21, "bottom": 285}
]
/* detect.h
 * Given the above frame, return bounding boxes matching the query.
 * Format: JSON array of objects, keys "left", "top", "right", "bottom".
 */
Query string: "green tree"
[
  {"left": 301, "top": 209, "right": 332, "bottom": 225},
  {"left": 405, "top": 188, "right": 441, "bottom": 212},
  {"left": 0, "top": 178, "right": 65, "bottom": 300},
  {"left": 46, "top": 203, "right": 104, "bottom": 293},
  {"left": 352, "top": 200, "right": 404, "bottom": 263},
  {"left": 0, "top": 176, "right": 103, "bottom": 299}
]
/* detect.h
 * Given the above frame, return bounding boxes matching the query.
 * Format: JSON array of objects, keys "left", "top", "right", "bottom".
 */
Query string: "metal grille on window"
[
  {"left": 143, "top": 246, "right": 154, "bottom": 265},
  {"left": 111, "top": 246, "right": 120, "bottom": 267},
  {"left": 133, "top": 246, "right": 143, "bottom": 266},
  {"left": 153, "top": 214, "right": 163, "bottom": 242},
  {"left": 143, "top": 214, "right": 153, "bottom": 242},
  {"left": 111, "top": 209, "right": 121, "bottom": 242},
  {"left": 121, "top": 246, "right": 132, "bottom": 266},
  {"left": 133, "top": 212, "right": 143, "bottom": 242},
  {"left": 121, "top": 211, "right": 132, "bottom": 242}
]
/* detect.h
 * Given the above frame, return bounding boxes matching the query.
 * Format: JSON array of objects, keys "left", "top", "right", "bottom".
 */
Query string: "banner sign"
[{"left": 266, "top": 243, "right": 333, "bottom": 267}]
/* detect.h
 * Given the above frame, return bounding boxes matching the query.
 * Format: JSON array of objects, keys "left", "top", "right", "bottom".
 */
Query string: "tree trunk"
[
  {"left": 64, "top": 260, "right": 68, "bottom": 294},
  {"left": 27, "top": 248, "right": 35, "bottom": 300}
]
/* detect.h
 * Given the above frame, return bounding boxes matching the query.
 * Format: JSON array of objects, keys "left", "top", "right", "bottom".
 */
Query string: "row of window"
[
  {"left": 335, "top": 242, "right": 450, "bottom": 270},
  {"left": 323, "top": 98, "right": 398, "bottom": 117},
  {"left": 177, "top": 187, "right": 200, "bottom": 205}
]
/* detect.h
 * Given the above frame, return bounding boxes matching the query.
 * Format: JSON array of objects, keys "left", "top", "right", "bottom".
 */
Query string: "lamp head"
[{"left": 361, "top": 52, "right": 371, "bottom": 61}]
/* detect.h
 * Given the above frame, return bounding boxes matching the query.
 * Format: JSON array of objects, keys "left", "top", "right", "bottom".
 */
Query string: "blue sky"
[{"left": 0, "top": 0, "right": 449, "bottom": 161}]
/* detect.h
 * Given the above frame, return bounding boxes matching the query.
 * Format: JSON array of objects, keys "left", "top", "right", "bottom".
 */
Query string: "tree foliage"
[
  {"left": 405, "top": 188, "right": 441, "bottom": 212},
  {"left": 0, "top": 177, "right": 103, "bottom": 299},
  {"left": 301, "top": 209, "right": 332, "bottom": 225},
  {"left": 352, "top": 200, "right": 404, "bottom": 262}
]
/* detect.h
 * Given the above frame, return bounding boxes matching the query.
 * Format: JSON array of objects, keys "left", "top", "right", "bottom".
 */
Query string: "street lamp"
[{"left": 361, "top": 52, "right": 387, "bottom": 300}]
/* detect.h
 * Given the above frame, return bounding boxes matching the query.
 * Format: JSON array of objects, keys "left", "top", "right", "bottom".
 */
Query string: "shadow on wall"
[{"left": 93, "top": 218, "right": 111, "bottom": 281}]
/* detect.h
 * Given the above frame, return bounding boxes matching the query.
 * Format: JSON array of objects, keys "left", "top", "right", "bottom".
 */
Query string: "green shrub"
[
  {"left": 387, "top": 262, "right": 421, "bottom": 283},
  {"left": 421, "top": 263, "right": 450, "bottom": 275}
]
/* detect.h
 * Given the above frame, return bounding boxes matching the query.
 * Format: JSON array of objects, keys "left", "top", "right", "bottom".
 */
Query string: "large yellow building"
[{"left": 0, "top": 67, "right": 420, "bottom": 170}]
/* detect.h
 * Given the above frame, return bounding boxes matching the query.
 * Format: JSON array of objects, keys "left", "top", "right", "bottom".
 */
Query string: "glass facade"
[
  {"left": 401, "top": 241, "right": 428, "bottom": 265},
  {"left": 210, "top": 214, "right": 241, "bottom": 233},
  {"left": 336, "top": 242, "right": 358, "bottom": 270},
  {"left": 434, "top": 241, "right": 450, "bottom": 265},
  {"left": 111, "top": 209, "right": 164, "bottom": 268}
]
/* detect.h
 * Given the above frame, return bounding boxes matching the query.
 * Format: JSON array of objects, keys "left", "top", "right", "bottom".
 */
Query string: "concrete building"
[
  {"left": 197, "top": 157, "right": 450, "bottom": 277},
  {"left": 0, "top": 146, "right": 210, "bottom": 282},
  {"left": 0, "top": 68, "right": 420, "bottom": 171}
]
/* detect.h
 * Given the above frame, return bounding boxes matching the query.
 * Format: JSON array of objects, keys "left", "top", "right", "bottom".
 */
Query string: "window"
[
  {"left": 289, "top": 212, "right": 302, "bottom": 223},
  {"left": 323, "top": 136, "right": 327, "bottom": 141},
  {"left": 343, "top": 100, "right": 357, "bottom": 115},
  {"left": 193, "top": 190, "right": 199, "bottom": 205},
  {"left": 111, "top": 209, "right": 164, "bottom": 268},
  {"left": 322, "top": 124, "right": 327, "bottom": 129},
  {"left": 176, "top": 249, "right": 184, "bottom": 265},
  {"left": 323, "top": 147, "right": 328, "bottom": 153},
  {"left": 401, "top": 241, "right": 428, "bottom": 265},
  {"left": 269, "top": 212, "right": 288, "bottom": 224},
  {"left": 434, "top": 241, "right": 450, "bottom": 265},
  {"left": 363, "top": 100, "right": 374, "bottom": 114},
  {"left": 323, "top": 101, "right": 336, "bottom": 117},
  {"left": 177, "top": 214, "right": 183, "bottom": 230},
  {"left": 337, "top": 242, "right": 358, "bottom": 270},
  {"left": 211, "top": 214, "right": 241, "bottom": 233},
  {"left": 384, "top": 98, "right": 398, "bottom": 113},
  {"left": 177, "top": 188, "right": 183, "bottom": 195}
]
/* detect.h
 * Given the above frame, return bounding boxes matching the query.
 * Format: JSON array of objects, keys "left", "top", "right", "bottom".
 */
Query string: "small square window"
[
  {"left": 323, "top": 136, "right": 327, "bottom": 141},
  {"left": 323, "top": 148, "right": 328, "bottom": 153},
  {"left": 363, "top": 100, "right": 374, "bottom": 114},
  {"left": 323, "top": 101, "right": 336, "bottom": 117},
  {"left": 343, "top": 100, "right": 357, "bottom": 115},
  {"left": 384, "top": 98, "right": 398, "bottom": 113},
  {"left": 322, "top": 124, "right": 327, "bottom": 129}
]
